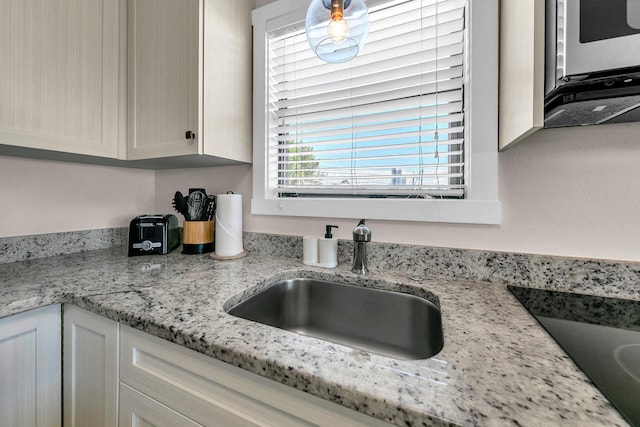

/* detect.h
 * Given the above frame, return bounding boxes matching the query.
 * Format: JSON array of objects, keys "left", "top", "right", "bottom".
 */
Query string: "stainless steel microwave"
[{"left": 545, "top": 0, "right": 640, "bottom": 127}]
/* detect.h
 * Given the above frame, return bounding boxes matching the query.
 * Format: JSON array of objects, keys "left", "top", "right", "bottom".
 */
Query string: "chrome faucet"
[{"left": 351, "top": 219, "right": 371, "bottom": 274}]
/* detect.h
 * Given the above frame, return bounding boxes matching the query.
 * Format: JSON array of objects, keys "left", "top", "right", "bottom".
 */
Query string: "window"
[{"left": 252, "top": 0, "right": 500, "bottom": 224}]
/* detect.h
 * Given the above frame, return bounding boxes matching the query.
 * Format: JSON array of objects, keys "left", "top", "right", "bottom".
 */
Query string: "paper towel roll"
[{"left": 215, "top": 193, "right": 243, "bottom": 257}]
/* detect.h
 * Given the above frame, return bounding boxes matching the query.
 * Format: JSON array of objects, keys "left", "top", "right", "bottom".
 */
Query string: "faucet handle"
[{"left": 353, "top": 219, "right": 371, "bottom": 242}]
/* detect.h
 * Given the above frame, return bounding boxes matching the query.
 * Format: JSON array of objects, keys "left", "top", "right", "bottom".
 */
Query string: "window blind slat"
[
  {"left": 275, "top": 73, "right": 463, "bottom": 117},
  {"left": 274, "top": 62, "right": 463, "bottom": 109},
  {"left": 273, "top": 39, "right": 463, "bottom": 92},
  {"left": 276, "top": 89, "right": 463, "bottom": 122},
  {"left": 277, "top": 188, "right": 465, "bottom": 198},
  {"left": 279, "top": 133, "right": 463, "bottom": 157},
  {"left": 276, "top": 162, "right": 463, "bottom": 174},
  {"left": 275, "top": 112, "right": 464, "bottom": 141},
  {"left": 278, "top": 128, "right": 464, "bottom": 150},
  {"left": 278, "top": 148, "right": 464, "bottom": 165},
  {"left": 271, "top": 10, "right": 464, "bottom": 74},
  {"left": 270, "top": 0, "right": 465, "bottom": 57},
  {"left": 273, "top": 103, "right": 464, "bottom": 142}
]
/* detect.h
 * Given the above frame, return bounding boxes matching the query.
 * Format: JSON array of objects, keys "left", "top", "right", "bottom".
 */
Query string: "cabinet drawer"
[
  {"left": 119, "top": 383, "right": 202, "bottom": 427},
  {"left": 120, "top": 325, "right": 389, "bottom": 427}
]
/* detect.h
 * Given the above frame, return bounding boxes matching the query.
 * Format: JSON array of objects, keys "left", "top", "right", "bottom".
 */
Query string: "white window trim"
[{"left": 251, "top": 0, "right": 501, "bottom": 225}]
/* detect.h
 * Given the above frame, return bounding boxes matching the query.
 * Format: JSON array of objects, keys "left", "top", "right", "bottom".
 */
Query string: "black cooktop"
[{"left": 508, "top": 286, "right": 640, "bottom": 427}]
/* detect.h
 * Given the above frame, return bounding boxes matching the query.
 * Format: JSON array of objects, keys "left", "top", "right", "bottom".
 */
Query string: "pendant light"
[{"left": 305, "top": 0, "right": 369, "bottom": 63}]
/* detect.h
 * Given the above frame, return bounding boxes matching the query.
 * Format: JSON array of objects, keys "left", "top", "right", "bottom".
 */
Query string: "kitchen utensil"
[
  {"left": 187, "top": 190, "right": 207, "bottom": 221},
  {"left": 172, "top": 191, "right": 189, "bottom": 220},
  {"left": 204, "top": 195, "right": 216, "bottom": 221}
]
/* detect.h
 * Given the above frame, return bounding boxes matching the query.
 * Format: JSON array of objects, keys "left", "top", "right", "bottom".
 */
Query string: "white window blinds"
[{"left": 267, "top": 0, "right": 466, "bottom": 198}]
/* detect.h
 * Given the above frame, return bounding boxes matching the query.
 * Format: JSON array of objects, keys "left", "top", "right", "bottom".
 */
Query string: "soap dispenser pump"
[{"left": 325, "top": 225, "right": 338, "bottom": 238}]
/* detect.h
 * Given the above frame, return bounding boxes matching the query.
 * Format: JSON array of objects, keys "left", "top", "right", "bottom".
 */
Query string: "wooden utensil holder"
[{"left": 182, "top": 221, "right": 214, "bottom": 254}]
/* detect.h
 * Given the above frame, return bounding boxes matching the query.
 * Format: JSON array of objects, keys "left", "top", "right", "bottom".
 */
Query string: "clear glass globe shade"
[{"left": 305, "top": 0, "right": 369, "bottom": 63}]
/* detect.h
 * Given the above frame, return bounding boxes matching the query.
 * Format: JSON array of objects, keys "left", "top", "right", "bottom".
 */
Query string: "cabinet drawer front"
[
  {"left": 120, "top": 326, "right": 389, "bottom": 427},
  {"left": 119, "top": 383, "right": 202, "bottom": 427}
]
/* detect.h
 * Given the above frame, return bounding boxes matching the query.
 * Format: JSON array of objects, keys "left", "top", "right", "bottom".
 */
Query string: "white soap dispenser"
[
  {"left": 303, "top": 225, "right": 339, "bottom": 268},
  {"left": 318, "top": 225, "right": 339, "bottom": 268}
]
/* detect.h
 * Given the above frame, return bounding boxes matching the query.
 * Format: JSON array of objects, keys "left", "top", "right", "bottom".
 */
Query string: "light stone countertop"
[{"left": 0, "top": 247, "right": 629, "bottom": 426}]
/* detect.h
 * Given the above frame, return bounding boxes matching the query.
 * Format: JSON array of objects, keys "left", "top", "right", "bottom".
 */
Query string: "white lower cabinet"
[
  {"left": 11, "top": 304, "right": 389, "bottom": 427},
  {"left": 120, "top": 325, "right": 390, "bottom": 427},
  {"left": 63, "top": 305, "right": 119, "bottom": 427},
  {"left": 0, "top": 305, "right": 61, "bottom": 427}
]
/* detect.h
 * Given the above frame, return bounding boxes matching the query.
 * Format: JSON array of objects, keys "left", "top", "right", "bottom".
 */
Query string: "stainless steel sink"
[{"left": 226, "top": 278, "right": 444, "bottom": 360}]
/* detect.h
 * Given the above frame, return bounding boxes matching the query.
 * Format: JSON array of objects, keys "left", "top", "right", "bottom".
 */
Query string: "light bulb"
[{"left": 327, "top": 17, "right": 349, "bottom": 43}]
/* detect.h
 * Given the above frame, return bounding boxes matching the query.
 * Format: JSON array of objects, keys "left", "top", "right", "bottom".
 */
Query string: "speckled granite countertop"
[{"left": 0, "top": 247, "right": 629, "bottom": 426}]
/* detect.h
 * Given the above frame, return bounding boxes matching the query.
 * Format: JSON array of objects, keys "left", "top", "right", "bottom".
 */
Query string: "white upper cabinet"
[
  {"left": 201, "top": 0, "right": 252, "bottom": 163},
  {"left": 499, "top": 0, "right": 545, "bottom": 150},
  {"left": 0, "top": 0, "right": 126, "bottom": 158},
  {"left": 127, "top": 0, "right": 253, "bottom": 165},
  {"left": 0, "top": 0, "right": 251, "bottom": 167},
  {"left": 127, "top": 0, "right": 200, "bottom": 160}
]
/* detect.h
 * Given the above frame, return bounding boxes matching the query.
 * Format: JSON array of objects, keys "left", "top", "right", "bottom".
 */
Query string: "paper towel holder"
[
  {"left": 211, "top": 191, "right": 247, "bottom": 260},
  {"left": 210, "top": 250, "right": 248, "bottom": 261}
]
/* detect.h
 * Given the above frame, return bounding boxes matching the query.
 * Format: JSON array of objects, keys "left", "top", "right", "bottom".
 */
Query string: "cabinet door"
[
  {"left": 498, "top": 0, "right": 545, "bottom": 150},
  {"left": 119, "top": 383, "right": 203, "bottom": 427},
  {"left": 0, "top": 305, "right": 61, "bottom": 427},
  {"left": 202, "top": 0, "right": 253, "bottom": 163},
  {"left": 127, "top": 0, "right": 201, "bottom": 160},
  {"left": 0, "top": 0, "right": 125, "bottom": 158},
  {"left": 63, "top": 305, "right": 119, "bottom": 427}
]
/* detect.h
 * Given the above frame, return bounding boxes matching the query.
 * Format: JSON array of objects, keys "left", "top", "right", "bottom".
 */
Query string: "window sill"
[{"left": 251, "top": 198, "right": 501, "bottom": 225}]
